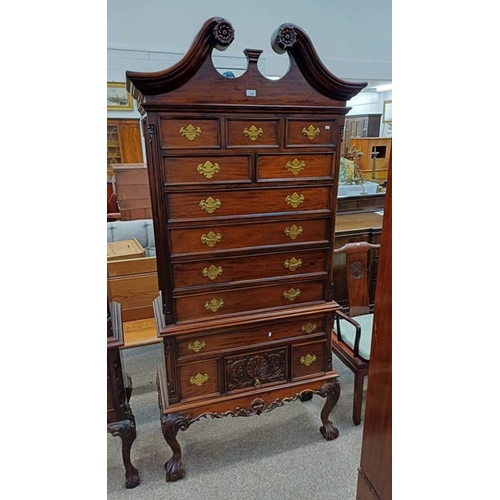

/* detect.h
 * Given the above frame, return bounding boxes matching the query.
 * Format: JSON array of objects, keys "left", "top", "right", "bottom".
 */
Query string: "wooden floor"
[{"left": 122, "top": 317, "right": 161, "bottom": 349}]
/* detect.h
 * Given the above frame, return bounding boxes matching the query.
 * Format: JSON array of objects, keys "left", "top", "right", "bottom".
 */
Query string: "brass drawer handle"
[
  {"left": 300, "top": 354, "right": 317, "bottom": 367},
  {"left": 199, "top": 196, "right": 222, "bottom": 214},
  {"left": 201, "top": 231, "right": 222, "bottom": 247},
  {"left": 302, "top": 125, "right": 320, "bottom": 140},
  {"left": 204, "top": 298, "right": 224, "bottom": 312},
  {"left": 189, "top": 373, "right": 209, "bottom": 386},
  {"left": 286, "top": 158, "right": 306, "bottom": 175},
  {"left": 285, "top": 192, "right": 305, "bottom": 208},
  {"left": 243, "top": 125, "right": 263, "bottom": 141},
  {"left": 179, "top": 124, "right": 201, "bottom": 141},
  {"left": 197, "top": 160, "right": 220, "bottom": 179},
  {"left": 283, "top": 287, "right": 301, "bottom": 302},
  {"left": 202, "top": 265, "right": 223, "bottom": 280},
  {"left": 301, "top": 323, "right": 317, "bottom": 334},
  {"left": 284, "top": 257, "right": 302, "bottom": 271},
  {"left": 284, "top": 224, "right": 303, "bottom": 240},
  {"left": 188, "top": 340, "right": 206, "bottom": 353}
]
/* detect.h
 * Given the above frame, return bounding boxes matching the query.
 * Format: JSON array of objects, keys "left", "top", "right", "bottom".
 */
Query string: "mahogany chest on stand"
[{"left": 126, "top": 17, "right": 366, "bottom": 482}]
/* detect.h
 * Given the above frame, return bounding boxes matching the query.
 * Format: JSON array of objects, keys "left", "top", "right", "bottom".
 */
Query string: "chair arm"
[{"left": 334, "top": 310, "right": 362, "bottom": 358}]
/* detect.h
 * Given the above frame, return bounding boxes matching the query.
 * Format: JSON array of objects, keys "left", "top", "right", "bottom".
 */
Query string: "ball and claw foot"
[
  {"left": 318, "top": 380, "right": 341, "bottom": 441},
  {"left": 164, "top": 457, "right": 185, "bottom": 482},
  {"left": 125, "top": 468, "right": 140, "bottom": 489}
]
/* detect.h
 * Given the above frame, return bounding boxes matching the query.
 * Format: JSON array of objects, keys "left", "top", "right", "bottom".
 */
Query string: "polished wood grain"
[
  {"left": 356, "top": 155, "right": 392, "bottom": 500},
  {"left": 256, "top": 152, "right": 334, "bottom": 181}
]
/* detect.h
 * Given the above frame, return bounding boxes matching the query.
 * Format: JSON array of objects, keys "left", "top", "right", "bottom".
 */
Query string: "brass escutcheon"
[
  {"left": 188, "top": 340, "right": 207, "bottom": 353},
  {"left": 285, "top": 192, "right": 305, "bottom": 208},
  {"left": 301, "top": 323, "right": 317, "bottom": 334},
  {"left": 283, "top": 287, "right": 301, "bottom": 301},
  {"left": 301, "top": 125, "right": 320, "bottom": 140},
  {"left": 204, "top": 298, "right": 224, "bottom": 312},
  {"left": 189, "top": 373, "right": 209, "bottom": 386},
  {"left": 199, "top": 196, "right": 222, "bottom": 214},
  {"left": 300, "top": 354, "right": 317, "bottom": 367},
  {"left": 201, "top": 231, "right": 222, "bottom": 247},
  {"left": 254, "top": 379, "right": 262, "bottom": 387},
  {"left": 284, "top": 224, "right": 303, "bottom": 240},
  {"left": 197, "top": 161, "right": 220, "bottom": 179},
  {"left": 285, "top": 158, "right": 306, "bottom": 175},
  {"left": 284, "top": 257, "right": 302, "bottom": 271},
  {"left": 243, "top": 125, "right": 264, "bottom": 141},
  {"left": 202, "top": 265, "right": 223, "bottom": 280},
  {"left": 179, "top": 124, "right": 201, "bottom": 141}
]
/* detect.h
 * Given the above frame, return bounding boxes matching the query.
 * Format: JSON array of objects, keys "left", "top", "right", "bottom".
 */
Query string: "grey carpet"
[{"left": 107, "top": 344, "right": 366, "bottom": 499}]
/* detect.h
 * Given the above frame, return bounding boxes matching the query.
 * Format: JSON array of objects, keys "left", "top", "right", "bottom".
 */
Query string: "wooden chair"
[{"left": 332, "top": 241, "right": 380, "bottom": 425}]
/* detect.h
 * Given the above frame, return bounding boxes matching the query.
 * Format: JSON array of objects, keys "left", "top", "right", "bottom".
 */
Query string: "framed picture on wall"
[
  {"left": 107, "top": 82, "right": 133, "bottom": 111},
  {"left": 382, "top": 100, "right": 392, "bottom": 123}
]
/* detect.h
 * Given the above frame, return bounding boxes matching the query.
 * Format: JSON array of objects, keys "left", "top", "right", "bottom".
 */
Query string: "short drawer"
[
  {"left": 167, "top": 186, "right": 330, "bottom": 220},
  {"left": 178, "top": 358, "right": 219, "bottom": 401},
  {"left": 285, "top": 118, "right": 338, "bottom": 147},
  {"left": 225, "top": 347, "right": 289, "bottom": 392},
  {"left": 173, "top": 280, "right": 326, "bottom": 322},
  {"left": 169, "top": 218, "right": 330, "bottom": 256},
  {"left": 177, "top": 318, "right": 327, "bottom": 357},
  {"left": 162, "top": 155, "right": 251, "bottom": 185},
  {"left": 291, "top": 340, "right": 327, "bottom": 380},
  {"left": 159, "top": 117, "right": 220, "bottom": 149},
  {"left": 172, "top": 249, "right": 328, "bottom": 289},
  {"left": 226, "top": 118, "right": 280, "bottom": 147},
  {"left": 257, "top": 153, "right": 334, "bottom": 181}
]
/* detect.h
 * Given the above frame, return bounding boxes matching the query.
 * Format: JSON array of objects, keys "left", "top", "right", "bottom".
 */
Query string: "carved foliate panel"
[{"left": 225, "top": 348, "right": 288, "bottom": 391}]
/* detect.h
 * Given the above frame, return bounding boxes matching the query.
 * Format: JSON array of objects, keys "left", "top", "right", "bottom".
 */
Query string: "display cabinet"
[{"left": 126, "top": 17, "right": 366, "bottom": 482}]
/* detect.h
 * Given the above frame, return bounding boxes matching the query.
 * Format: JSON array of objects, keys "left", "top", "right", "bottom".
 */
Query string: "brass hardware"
[
  {"left": 301, "top": 125, "right": 320, "bottom": 140},
  {"left": 202, "top": 265, "right": 223, "bottom": 280},
  {"left": 285, "top": 192, "right": 305, "bottom": 208},
  {"left": 188, "top": 340, "right": 207, "bottom": 353},
  {"left": 179, "top": 124, "right": 201, "bottom": 141},
  {"left": 204, "top": 298, "right": 224, "bottom": 312},
  {"left": 199, "top": 196, "right": 222, "bottom": 214},
  {"left": 284, "top": 257, "right": 302, "bottom": 271},
  {"left": 254, "top": 378, "right": 262, "bottom": 387},
  {"left": 285, "top": 158, "right": 306, "bottom": 175},
  {"left": 243, "top": 125, "right": 264, "bottom": 141},
  {"left": 197, "top": 160, "right": 220, "bottom": 179},
  {"left": 284, "top": 224, "right": 303, "bottom": 240},
  {"left": 189, "top": 373, "right": 209, "bottom": 386},
  {"left": 283, "top": 287, "right": 301, "bottom": 301},
  {"left": 201, "top": 231, "right": 222, "bottom": 247},
  {"left": 300, "top": 354, "right": 317, "bottom": 367},
  {"left": 301, "top": 323, "right": 317, "bottom": 334}
]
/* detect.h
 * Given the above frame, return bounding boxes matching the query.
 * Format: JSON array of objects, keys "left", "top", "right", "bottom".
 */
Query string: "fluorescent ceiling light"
[{"left": 376, "top": 84, "right": 392, "bottom": 92}]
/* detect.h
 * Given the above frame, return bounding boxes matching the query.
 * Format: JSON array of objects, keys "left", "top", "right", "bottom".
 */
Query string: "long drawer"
[
  {"left": 173, "top": 279, "right": 326, "bottom": 322},
  {"left": 169, "top": 218, "right": 330, "bottom": 256},
  {"left": 167, "top": 186, "right": 330, "bottom": 220},
  {"left": 176, "top": 317, "right": 327, "bottom": 357},
  {"left": 172, "top": 248, "right": 328, "bottom": 289}
]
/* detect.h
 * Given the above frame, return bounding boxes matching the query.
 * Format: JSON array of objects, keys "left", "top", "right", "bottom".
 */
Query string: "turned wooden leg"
[
  {"left": 317, "top": 379, "right": 341, "bottom": 440},
  {"left": 107, "top": 415, "right": 140, "bottom": 489},
  {"left": 353, "top": 373, "right": 366, "bottom": 426},
  {"left": 161, "top": 413, "right": 190, "bottom": 482}
]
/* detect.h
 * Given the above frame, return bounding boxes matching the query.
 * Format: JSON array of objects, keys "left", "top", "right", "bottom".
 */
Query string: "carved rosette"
[
  {"left": 350, "top": 260, "right": 363, "bottom": 279},
  {"left": 275, "top": 24, "right": 297, "bottom": 50},
  {"left": 212, "top": 19, "right": 235, "bottom": 48}
]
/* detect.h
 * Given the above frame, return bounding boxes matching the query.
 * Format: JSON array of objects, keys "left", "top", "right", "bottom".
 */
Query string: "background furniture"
[
  {"left": 349, "top": 137, "right": 392, "bottom": 182},
  {"left": 356, "top": 155, "right": 392, "bottom": 500},
  {"left": 342, "top": 114, "right": 381, "bottom": 156},
  {"left": 112, "top": 163, "right": 153, "bottom": 221},
  {"left": 107, "top": 301, "right": 140, "bottom": 489},
  {"left": 126, "top": 17, "right": 366, "bottom": 483},
  {"left": 332, "top": 241, "right": 380, "bottom": 425}
]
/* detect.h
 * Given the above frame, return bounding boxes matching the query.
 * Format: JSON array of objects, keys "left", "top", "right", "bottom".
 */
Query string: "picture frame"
[
  {"left": 382, "top": 99, "right": 392, "bottom": 123},
  {"left": 107, "top": 82, "right": 133, "bottom": 111}
]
